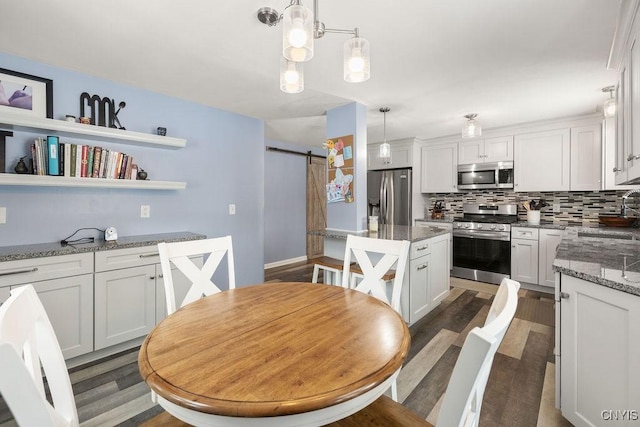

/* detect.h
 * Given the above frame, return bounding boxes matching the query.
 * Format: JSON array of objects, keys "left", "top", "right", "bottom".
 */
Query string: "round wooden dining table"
[{"left": 138, "top": 282, "right": 411, "bottom": 426}]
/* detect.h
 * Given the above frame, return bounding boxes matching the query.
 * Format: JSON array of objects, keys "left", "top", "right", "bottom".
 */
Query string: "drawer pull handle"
[
  {"left": 158, "top": 274, "right": 163, "bottom": 279},
  {"left": 417, "top": 245, "right": 429, "bottom": 251},
  {"left": 139, "top": 253, "right": 159, "bottom": 258},
  {"left": 150, "top": 276, "right": 155, "bottom": 280},
  {"left": 559, "top": 292, "right": 570, "bottom": 299},
  {"left": 417, "top": 263, "right": 428, "bottom": 270},
  {"left": 628, "top": 154, "right": 640, "bottom": 162},
  {"left": 0, "top": 267, "right": 38, "bottom": 277}
]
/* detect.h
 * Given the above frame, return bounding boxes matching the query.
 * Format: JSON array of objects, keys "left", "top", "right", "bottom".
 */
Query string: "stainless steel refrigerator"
[{"left": 367, "top": 168, "right": 412, "bottom": 226}]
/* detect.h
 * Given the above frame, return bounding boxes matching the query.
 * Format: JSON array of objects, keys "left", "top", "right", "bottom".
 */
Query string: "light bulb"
[
  {"left": 284, "top": 69, "right": 299, "bottom": 85},
  {"left": 604, "top": 97, "right": 616, "bottom": 117},
  {"left": 349, "top": 48, "right": 364, "bottom": 72},
  {"left": 288, "top": 18, "right": 307, "bottom": 48}
]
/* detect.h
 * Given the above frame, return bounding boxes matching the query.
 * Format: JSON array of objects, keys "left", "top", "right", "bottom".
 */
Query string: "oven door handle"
[{"left": 453, "top": 230, "right": 511, "bottom": 241}]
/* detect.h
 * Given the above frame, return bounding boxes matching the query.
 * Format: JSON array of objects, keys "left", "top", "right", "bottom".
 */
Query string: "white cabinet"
[
  {"left": 514, "top": 129, "right": 570, "bottom": 192},
  {"left": 538, "top": 229, "right": 563, "bottom": 288},
  {"left": 511, "top": 227, "right": 539, "bottom": 284},
  {"left": 368, "top": 140, "right": 413, "bottom": 170},
  {"left": 407, "top": 249, "right": 430, "bottom": 324},
  {"left": 415, "top": 220, "right": 452, "bottom": 270},
  {"left": 458, "top": 136, "right": 513, "bottom": 164},
  {"left": 558, "top": 275, "right": 640, "bottom": 426},
  {"left": 428, "top": 233, "right": 450, "bottom": 307},
  {"left": 0, "top": 253, "right": 94, "bottom": 359},
  {"left": 570, "top": 125, "right": 602, "bottom": 191},
  {"left": 421, "top": 143, "right": 458, "bottom": 193}
]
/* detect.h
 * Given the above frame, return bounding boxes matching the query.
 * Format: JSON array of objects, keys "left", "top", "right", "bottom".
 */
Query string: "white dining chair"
[
  {"left": 341, "top": 234, "right": 410, "bottom": 402},
  {"left": 158, "top": 235, "right": 235, "bottom": 315},
  {"left": 341, "top": 234, "right": 411, "bottom": 314},
  {"left": 328, "top": 277, "right": 520, "bottom": 427},
  {"left": 0, "top": 284, "right": 79, "bottom": 427}
]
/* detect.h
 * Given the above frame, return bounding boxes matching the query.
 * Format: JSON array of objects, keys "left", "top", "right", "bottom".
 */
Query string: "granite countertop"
[
  {"left": 415, "top": 217, "right": 456, "bottom": 223},
  {"left": 553, "top": 227, "right": 640, "bottom": 297},
  {"left": 308, "top": 225, "right": 450, "bottom": 242},
  {"left": 0, "top": 231, "right": 206, "bottom": 262}
]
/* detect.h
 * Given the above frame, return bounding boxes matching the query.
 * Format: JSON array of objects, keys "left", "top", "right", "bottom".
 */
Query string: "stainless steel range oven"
[{"left": 452, "top": 204, "right": 518, "bottom": 284}]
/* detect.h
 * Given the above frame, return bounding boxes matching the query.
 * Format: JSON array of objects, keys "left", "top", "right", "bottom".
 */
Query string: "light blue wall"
[
  {"left": 326, "top": 102, "right": 368, "bottom": 231},
  {"left": 0, "top": 53, "right": 265, "bottom": 286},
  {"left": 264, "top": 139, "right": 325, "bottom": 265}
]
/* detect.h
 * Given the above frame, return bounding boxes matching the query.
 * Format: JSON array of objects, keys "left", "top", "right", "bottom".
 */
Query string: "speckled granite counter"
[
  {"left": 309, "top": 225, "right": 449, "bottom": 242},
  {"left": 553, "top": 227, "right": 640, "bottom": 297},
  {"left": 415, "top": 217, "right": 456, "bottom": 223},
  {"left": 0, "top": 232, "right": 206, "bottom": 262},
  {"left": 512, "top": 221, "right": 568, "bottom": 230}
]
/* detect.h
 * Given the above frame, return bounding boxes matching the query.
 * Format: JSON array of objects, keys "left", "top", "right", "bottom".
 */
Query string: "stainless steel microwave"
[{"left": 457, "top": 161, "right": 514, "bottom": 190}]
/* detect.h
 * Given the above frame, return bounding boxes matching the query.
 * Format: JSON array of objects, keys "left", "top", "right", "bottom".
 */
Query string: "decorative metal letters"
[{"left": 79, "top": 92, "right": 126, "bottom": 129}]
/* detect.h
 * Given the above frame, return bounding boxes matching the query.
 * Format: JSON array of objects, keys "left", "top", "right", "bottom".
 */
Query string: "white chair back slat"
[
  {"left": 0, "top": 285, "right": 79, "bottom": 427},
  {"left": 436, "top": 277, "right": 520, "bottom": 427},
  {"left": 158, "top": 236, "right": 235, "bottom": 315},
  {"left": 342, "top": 235, "right": 410, "bottom": 313}
]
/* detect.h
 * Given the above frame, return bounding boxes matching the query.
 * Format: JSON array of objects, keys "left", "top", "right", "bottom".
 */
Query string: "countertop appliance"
[
  {"left": 367, "top": 168, "right": 412, "bottom": 226},
  {"left": 452, "top": 203, "right": 518, "bottom": 284},
  {"left": 457, "top": 161, "right": 514, "bottom": 190}
]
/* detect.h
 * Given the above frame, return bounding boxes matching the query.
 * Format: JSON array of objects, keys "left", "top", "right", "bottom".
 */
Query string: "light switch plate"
[
  {"left": 141, "top": 205, "right": 150, "bottom": 218},
  {"left": 0, "top": 207, "right": 5, "bottom": 224},
  {"left": 229, "top": 204, "right": 236, "bottom": 215}
]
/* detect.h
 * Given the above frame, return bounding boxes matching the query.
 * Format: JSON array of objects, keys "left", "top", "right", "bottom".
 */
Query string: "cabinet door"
[
  {"left": 615, "top": 74, "right": 629, "bottom": 185},
  {"left": 367, "top": 144, "right": 386, "bottom": 170},
  {"left": 511, "top": 239, "right": 539, "bottom": 284},
  {"left": 95, "top": 265, "right": 156, "bottom": 350},
  {"left": 514, "top": 129, "right": 570, "bottom": 192},
  {"left": 421, "top": 143, "right": 458, "bottom": 193},
  {"left": 415, "top": 221, "right": 453, "bottom": 270},
  {"left": 560, "top": 275, "right": 640, "bottom": 426},
  {"left": 17, "top": 275, "right": 94, "bottom": 359},
  {"left": 484, "top": 136, "right": 514, "bottom": 162},
  {"left": 409, "top": 254, "right": 430, "bottom": 324},
  {"left": 429, "top": 234, "right": 450, "bottom": 307},
  {"left": 538, "top": 230, "right": 563, "bottom": 288},
  {"left": 458, "top": 140, "right": 483, "bottom": 164},
  {"left": 155, "top": 256, "right": 204, "bottom": 323},
  {"left": 570, "top": 125, "right": 602, "bottom": 191},
  {"left": 628, "top": 33, "right": 640, "bottom": 182}
]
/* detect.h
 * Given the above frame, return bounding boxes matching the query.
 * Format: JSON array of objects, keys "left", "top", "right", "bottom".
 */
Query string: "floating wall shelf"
[{"left": 0, "top": 174, "right": 186, "bottom": 190}]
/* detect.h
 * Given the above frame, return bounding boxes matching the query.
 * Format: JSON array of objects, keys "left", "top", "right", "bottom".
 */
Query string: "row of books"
[{"left": 31, "top": 136, "right": 140, "bottom": 180}]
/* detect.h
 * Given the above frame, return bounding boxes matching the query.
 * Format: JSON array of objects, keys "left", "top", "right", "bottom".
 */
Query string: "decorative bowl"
[{"left": 598, "top": 214, "right": 638, "bottom": 227}]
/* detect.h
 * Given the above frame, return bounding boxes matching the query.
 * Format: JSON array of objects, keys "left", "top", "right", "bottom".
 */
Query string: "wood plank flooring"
[{"left": 0, "top": 261, "right": 573, "bottom": 426}]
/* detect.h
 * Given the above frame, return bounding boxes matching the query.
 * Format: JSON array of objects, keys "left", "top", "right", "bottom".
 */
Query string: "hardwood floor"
[{"left": 0, "top": 261, "right": 573, "bottom": 426}]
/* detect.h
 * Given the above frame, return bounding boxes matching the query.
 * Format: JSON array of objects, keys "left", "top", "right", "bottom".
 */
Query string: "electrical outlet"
[
  {"left": 553, "top": 203, "right": 561, "bottom": 213},
  {"left": 140, "top": 205, "right": 151, "bottom": 218},
  {"left": 0, "top": 207, "right": 5, "bottom": 224},
  {"left": 229, "top": 204, "right": 236, "bottom": 215}
]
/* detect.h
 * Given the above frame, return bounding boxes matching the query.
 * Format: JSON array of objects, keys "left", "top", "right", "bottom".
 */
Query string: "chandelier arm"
[{"left": 322, "top": 28, "right": 358, "bottom": 36}]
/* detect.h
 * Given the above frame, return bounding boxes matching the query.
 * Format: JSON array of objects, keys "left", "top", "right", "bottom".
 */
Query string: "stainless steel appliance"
[
  {"left": 457, "top": 161, "right": 514, "bottom": 190},
  {"left": 367, "top": 168, "right": 412, "bottom": 226},
  {"left": 452, "top": 203, "right": 518, "bottom": 284}
]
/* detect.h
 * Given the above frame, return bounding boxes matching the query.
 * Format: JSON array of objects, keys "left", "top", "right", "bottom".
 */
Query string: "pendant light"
[
  {"left": 379, "top": 107, "right": 391, "bottom": 162},
  {"left": 344, "top": 30, "right": 370, "bottom": 83},
  {"left": 602, "top": 86, "right": 616, "bottom": 118},
  {"left": 462, "top": 113, "right": 481, "bottom": 138},
  {"left": 282, "top": 0, "right": 314, "bottom": 62},
  {"left": 280, "top": 57, "right": 304, "bottom": 93}
]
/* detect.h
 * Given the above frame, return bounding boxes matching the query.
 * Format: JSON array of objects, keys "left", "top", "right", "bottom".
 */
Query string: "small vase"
[
  {"left": 137, "top": 169, "right": 148, "bottom": 180},
  {"left": 527, "top": 210, "right": 541, "bottom": 225},
  {"left": 14, "top": 157, "right": 28, "bottom": 174}
]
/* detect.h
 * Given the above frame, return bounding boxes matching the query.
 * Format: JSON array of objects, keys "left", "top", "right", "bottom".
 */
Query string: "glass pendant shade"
[
  {"left": 280, "top": 57, "right": 304, "bottom": 93},
  {"left": 344, "top": 37, "right": 370, "bottom": 83},
  {"left": 379, "top": 142, "right": 391, "bottom": 160},
  {"left": 603, "top": 96, "right": 617, "bottom": 117},
  {"left": 462, "top": 114, "right": 481, "bottom": 138},
  {"left": 282, "top": 3, "right": 313, "bottom": 62}
]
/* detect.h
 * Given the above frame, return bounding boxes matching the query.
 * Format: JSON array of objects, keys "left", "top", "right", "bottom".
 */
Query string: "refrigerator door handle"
[
  {"left": 388, "top": 172, "right": 395, "bottom": 225},
  {"left": 380, "top": 173, "right": 386, "bottom": 223}
]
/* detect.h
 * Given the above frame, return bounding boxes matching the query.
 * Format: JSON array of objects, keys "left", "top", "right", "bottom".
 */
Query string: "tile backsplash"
[{"left": 423, "top": 190, "right": 637, "bottom": 225}]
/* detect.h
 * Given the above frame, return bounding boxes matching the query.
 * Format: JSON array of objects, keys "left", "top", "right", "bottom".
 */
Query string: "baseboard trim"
[{"left": 264, "top": 256, "right": 308, "bottom": 269}]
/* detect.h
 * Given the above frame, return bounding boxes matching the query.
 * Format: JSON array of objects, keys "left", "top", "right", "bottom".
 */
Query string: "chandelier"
[
  {"left": 602, "top": 86, "right": 616, "bottom": 118},
  {"left": 257, "top": 0, "right": 370, "bottom": 93}
]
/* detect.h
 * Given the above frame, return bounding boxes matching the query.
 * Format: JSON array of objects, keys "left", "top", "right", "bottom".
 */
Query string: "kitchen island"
[
  {"left": 310, "top": 225, "right": 451, "bottom": 325},
  {"left": 552, "top": 227, "right": 640, "bottom": 426}
]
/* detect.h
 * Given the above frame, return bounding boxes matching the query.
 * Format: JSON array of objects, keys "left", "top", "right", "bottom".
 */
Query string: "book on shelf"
[
  {"left": 75, "top": 144, "right": 82, "bottom": 178},
  {"left": 92, "top": 147, "right": 102, "bottom": 178},
  {"left": 47, "top": 136, "right": 59, "bottom": 176},
  {"left": 64, "top": 143, "right": 71, "bottom": 177},
  {"left": 80, "top": 145, "right": 89, "bottom": 178}
]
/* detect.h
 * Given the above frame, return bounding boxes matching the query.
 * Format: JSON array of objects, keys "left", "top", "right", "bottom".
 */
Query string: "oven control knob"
[
  {"left": 477, "top": 224, "right": 483, "bottom": 229},
  {"left": 499, "top": 225, "right": 506, "bottom": 231},
  {"left": 464, "top": 224, "right": 470, "bottom": 228},
  {"left": 456, "top": 223, "right": 462, "bottom": 228},
  {"left": 490, "top": 224, "right": 496, "bottom": 230}
]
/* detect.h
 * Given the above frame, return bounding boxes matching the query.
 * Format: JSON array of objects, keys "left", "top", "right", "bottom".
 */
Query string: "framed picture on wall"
[{"left": 0, "top": 68, "right": 53, "bottom": 119}]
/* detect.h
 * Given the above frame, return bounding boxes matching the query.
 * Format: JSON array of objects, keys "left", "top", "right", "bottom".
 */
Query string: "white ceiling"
[{"left": 1, "top": 0, "right": 621, "bottom": 147}]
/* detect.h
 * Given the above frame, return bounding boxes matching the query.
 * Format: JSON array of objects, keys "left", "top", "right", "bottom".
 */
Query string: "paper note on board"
[{"left": 333, "top": 154, "right": 344, "bottom": 167}]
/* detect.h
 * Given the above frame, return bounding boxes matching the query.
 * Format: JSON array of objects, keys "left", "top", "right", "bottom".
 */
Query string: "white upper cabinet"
[
  {"left": 514, "top": 129, "right": 570, "bottom": 192},
  {"left": 570, "top": 125, "right": 602, "bottom": 191},
  {"left": 458, "top": 136, "right": 513, "bottom": 164},
  {"left": 421, "top": 142, "right": 458, "bottom": 193},
  {"left": 367, "top": 140, "right": 413, "bottom": 170}
]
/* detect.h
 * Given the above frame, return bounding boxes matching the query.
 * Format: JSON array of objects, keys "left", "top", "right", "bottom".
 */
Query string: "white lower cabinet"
[
  {"left": 415, "top": 221, "right": 452, "bottom": 270},
  {"left": 408, "top": 253, "right": 430, "bottom": 324},
  {"left": 559, "top": 274, "right": 640, "bottom": 426},
  {"left": 0, "top": 253, "right": 94, "bottom": 359},
  {"left": 538, "top": 229, "right": 563, "bottom": 288},
  {"left": 428, "top": 234, "right": 450, "bottom": 306},
  {"left": 94, "top": 265, "right": 156, "bottom": 350},
  {"left": 511, "top": 227, "right": 539, "bottom": 284}
]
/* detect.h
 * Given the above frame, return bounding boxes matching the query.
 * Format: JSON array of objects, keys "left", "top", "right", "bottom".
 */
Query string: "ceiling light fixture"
[
  {"left": 462, "top": 113, "right": 482, "bottom": 139},
  {"left": 257, "top": 0, "right": 370, "bottom": 93},
  {"left": 602, "top": 86, "right": 616, "bottom": 118},
  {"left": 379, "top": 107, "right": 391, "bottom": 162}
]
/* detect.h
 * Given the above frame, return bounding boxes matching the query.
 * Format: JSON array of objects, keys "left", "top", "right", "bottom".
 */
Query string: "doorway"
[{"left": 307, "top": 156, "right": 326, "bottom": 259}]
